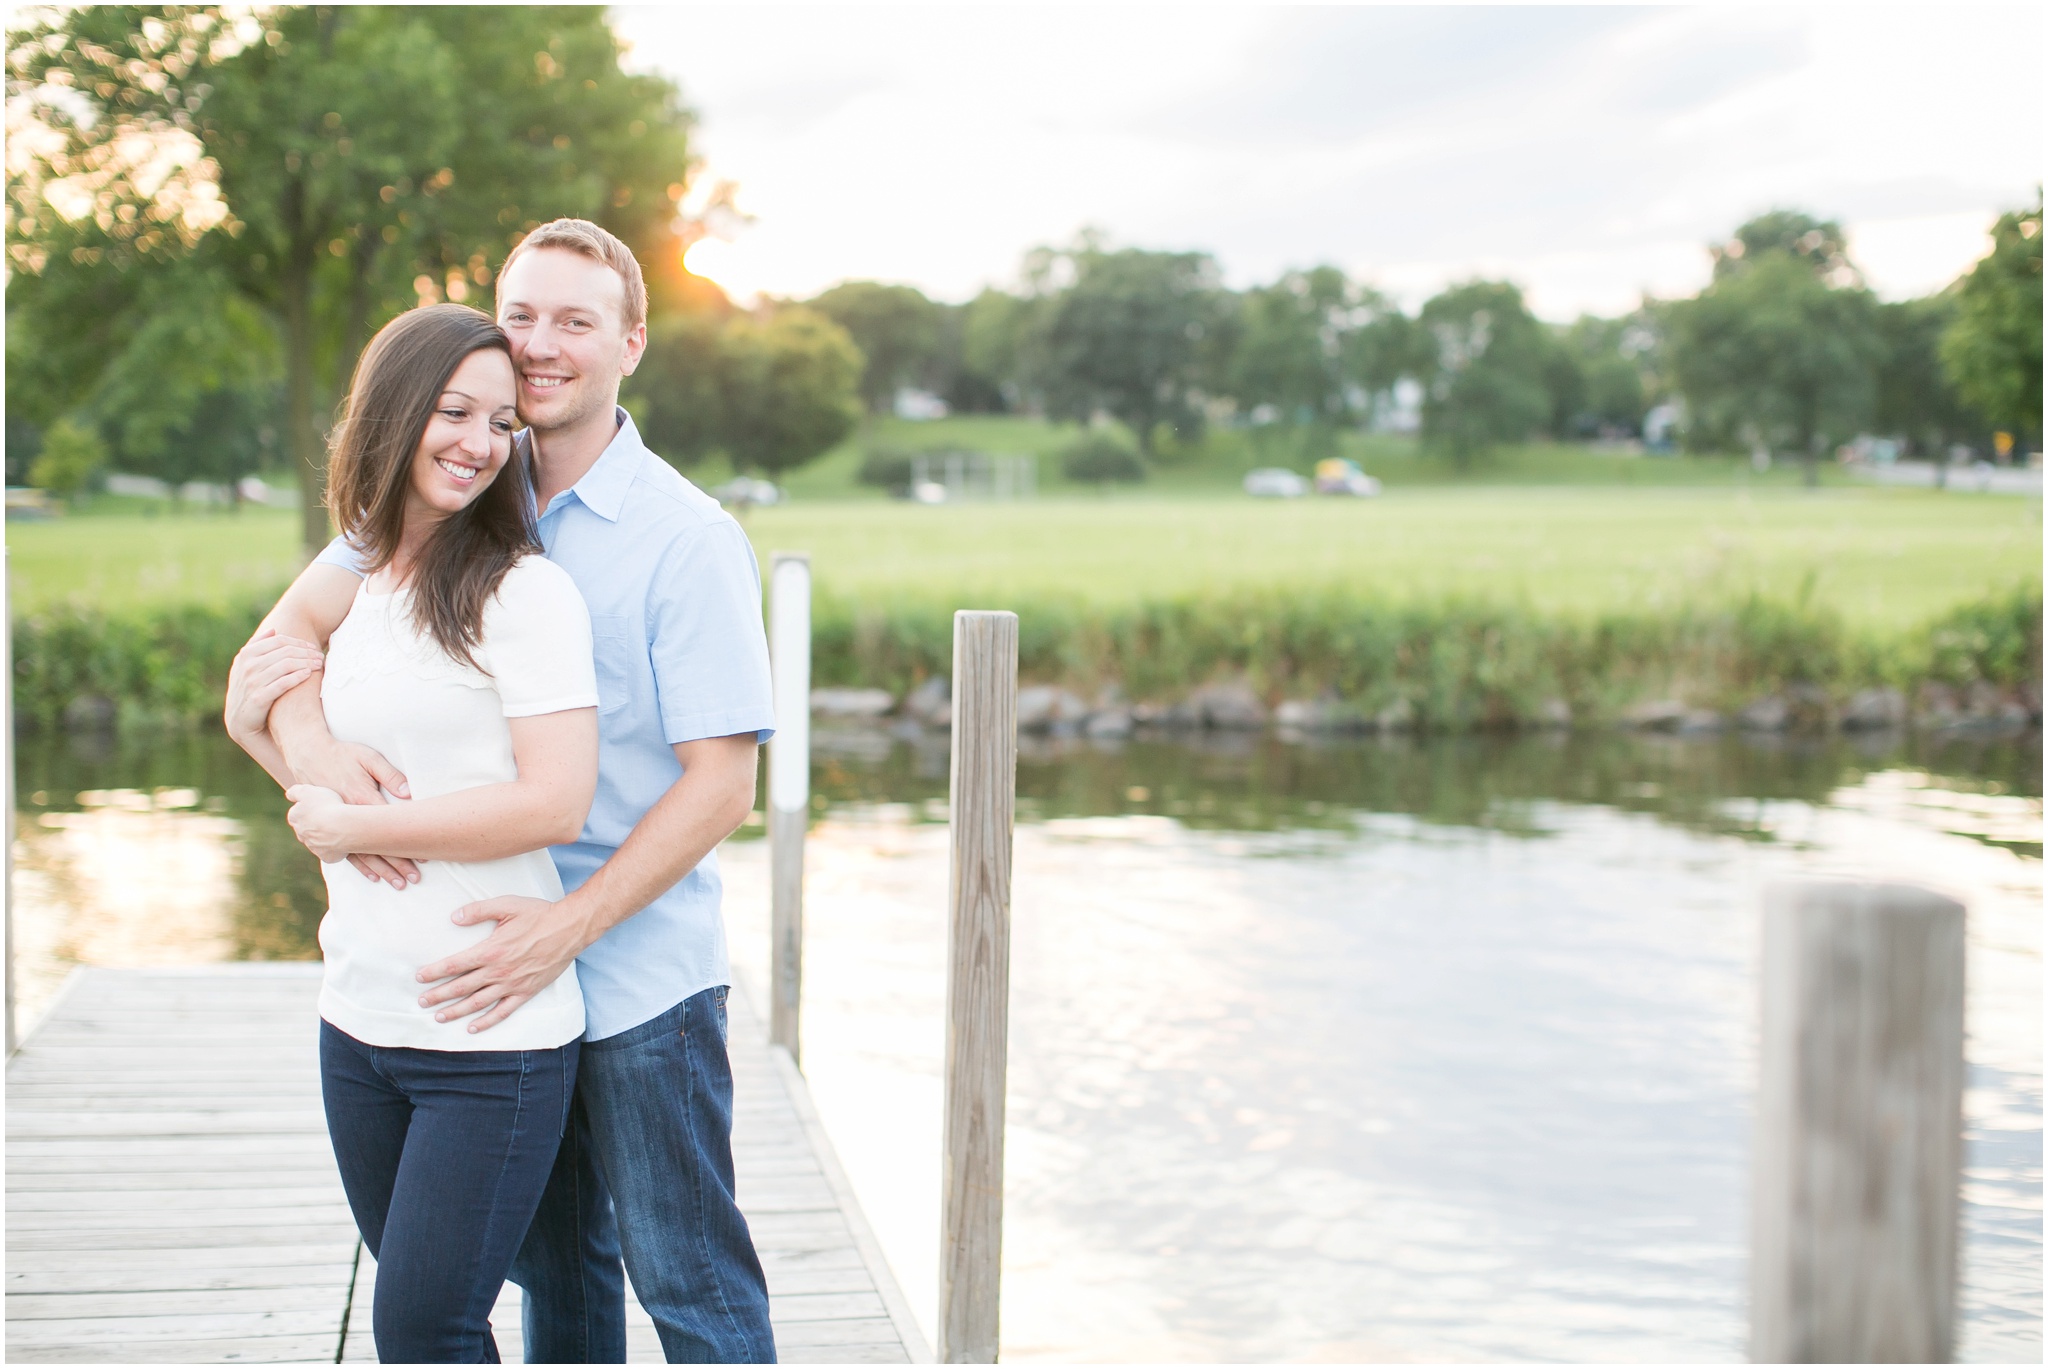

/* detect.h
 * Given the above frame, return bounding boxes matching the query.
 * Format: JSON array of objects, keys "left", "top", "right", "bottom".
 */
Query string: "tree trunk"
[
  {"left": 279, "top": 179, "right": 327, "bottom": 557},
  {"left": 340, "top": 236, "right": 383, "bottom": 393}
]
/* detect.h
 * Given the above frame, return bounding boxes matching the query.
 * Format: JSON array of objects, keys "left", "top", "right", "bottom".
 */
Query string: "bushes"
[
  {"left": 804, "top": 585, "right": 2041, "bottom": 728},
  {"left": 1059, "top": 433, "right": 1146, "bottom": 485},
  {"left": 13, "top": 584, "right": 2040, "bottom": 734},
  {"left": 12, "top": 602, "right": 263, "bottom": 731}
]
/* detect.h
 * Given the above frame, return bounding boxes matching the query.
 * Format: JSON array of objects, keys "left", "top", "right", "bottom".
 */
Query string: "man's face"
[{"left": 495, "top": 247, "right": 647, "bottom": 434}]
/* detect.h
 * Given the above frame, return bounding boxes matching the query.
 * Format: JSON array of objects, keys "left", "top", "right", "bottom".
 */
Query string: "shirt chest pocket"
[{"left": 588, "top": 614, "right": 638, "bottom": 717}]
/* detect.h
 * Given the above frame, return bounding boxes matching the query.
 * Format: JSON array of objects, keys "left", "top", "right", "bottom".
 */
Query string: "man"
[{"left": 231, "top": 219, "right": 778, "bottom": 1363}]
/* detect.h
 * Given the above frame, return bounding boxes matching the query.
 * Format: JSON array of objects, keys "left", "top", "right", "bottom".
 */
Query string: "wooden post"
[
  {"left": 938, "top": 610, "right": 1017, "bottom": 1364},
  {"left": 767, "top": 554, "right": 811, "bottom": 1064},
  {"left": 1752, "top": 881, "right": 1965, "bottom": 1363}
]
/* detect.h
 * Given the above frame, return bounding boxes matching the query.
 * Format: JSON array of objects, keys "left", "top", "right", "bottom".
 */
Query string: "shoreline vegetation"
[
  {"left": 12, "top": 435, "right": 2039, "bottom": 740},
  {"left": 14, "top": 582, "right": 2040, "bottom": 739}
]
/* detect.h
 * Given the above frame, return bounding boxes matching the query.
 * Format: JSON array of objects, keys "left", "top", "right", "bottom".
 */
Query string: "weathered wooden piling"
[
  {"left": 1751, "top": 881, "right": 1965, "bottom": 1363},
  {"left": 768, "top": 553, "right": 812, "bottom": 1064},
  {"left": 938, "top": 611, "right": 1018, "bottom": 1364}
]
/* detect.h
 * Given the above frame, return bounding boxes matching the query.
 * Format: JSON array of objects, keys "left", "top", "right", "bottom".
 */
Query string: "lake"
[{"left": 10, "top": 725, "right": 2041, "bottom": 1361}]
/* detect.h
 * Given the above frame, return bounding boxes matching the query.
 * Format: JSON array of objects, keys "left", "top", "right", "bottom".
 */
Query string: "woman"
[{"left": 227, "top": 304, "right": 598, "bottom": 1363}]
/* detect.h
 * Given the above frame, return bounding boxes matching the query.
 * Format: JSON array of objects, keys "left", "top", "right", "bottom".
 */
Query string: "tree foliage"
[
  {"left": 807, "top": 280, "right": 940, "bottom": 414},
  {"left": 1416, "top": 281, "right": 1553, "bottom": 464},
  {"left": 1940, "top": 196, "right": 2043, "bottom": 444},
  {"left": 29, "top": 417, "right": 108, "bottom": 503},
  {"left": 629, "top": 306, "right": 862, "bottom": 478},
  {"left": 1032, "top": 241, "right": 1227, "bottom": 454},
  {"left": 1873, "top": 295, "right": 1978, "bottom": 459},
  {"left": 6, "top": 5, "right": 697, "bottom": 550},
  {"left": 1666, "top": 250, "right": 1878, "bottom": 480},
  {"left": 1228, "top": 266, "right": 1411, "bottom": 453}
]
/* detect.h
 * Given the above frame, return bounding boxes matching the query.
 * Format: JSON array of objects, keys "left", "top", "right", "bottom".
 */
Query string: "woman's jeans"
[{"left": 320, "top": 1021, "right": 579, "bottom": 1364}]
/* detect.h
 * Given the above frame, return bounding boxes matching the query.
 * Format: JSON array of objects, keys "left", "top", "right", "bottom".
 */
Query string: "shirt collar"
[{"left": 535, "top": 407, "right": 646, "bottom": 524}]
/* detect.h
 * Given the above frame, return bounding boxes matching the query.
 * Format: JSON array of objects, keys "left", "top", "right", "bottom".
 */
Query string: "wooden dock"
[{"left": 6, "top": 965, "right": 929, "bottom": 1364}]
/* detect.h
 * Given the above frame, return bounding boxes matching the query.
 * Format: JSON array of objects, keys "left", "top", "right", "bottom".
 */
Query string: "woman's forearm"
[
  {"left": 339, "top": 781, "right": 588, "bottom": 863},
  {"left": 234, "top": 725, "right": 299, "bottom": 791}
]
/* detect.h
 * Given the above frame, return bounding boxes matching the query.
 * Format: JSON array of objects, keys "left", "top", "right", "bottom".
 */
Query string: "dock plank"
[{"left": 8, "top": 966, "right": 928, "bottom": 1364}]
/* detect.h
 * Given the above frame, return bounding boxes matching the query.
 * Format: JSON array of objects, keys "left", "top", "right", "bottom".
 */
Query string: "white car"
[
  {"left": 713, "top": 476, "right": 782, "bottom": 508},
  {"left": 1243, "top": 467, "right": 1309, "bottom": 498}
]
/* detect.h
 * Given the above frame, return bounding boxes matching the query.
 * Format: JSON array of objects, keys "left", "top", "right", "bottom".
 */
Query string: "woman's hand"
[
  {"left": 285, "top": 784, "right": 361, "bottom": 865},
  {"left": 226, "top": 628, "right": 325, "bottom": 742}
]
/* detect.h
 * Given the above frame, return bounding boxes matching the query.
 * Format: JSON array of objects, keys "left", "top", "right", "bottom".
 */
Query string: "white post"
[
  {"left": 1752, "top": 881, "right": 1965, "bottom": 1363},
  {"left": 4, "top": 544, "right": 15, "bottom": 1057},
  {"left": 767, "top": 553, "right": 811, "bottom": 1063}
]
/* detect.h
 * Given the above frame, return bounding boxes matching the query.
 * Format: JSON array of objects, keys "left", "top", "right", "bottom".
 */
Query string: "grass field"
[
  {"left": 10, "top": 482, "right": 2040, "bottom": 632},
  {"left": 740, "top": 487, "right": 2039, "bottom": 628}
]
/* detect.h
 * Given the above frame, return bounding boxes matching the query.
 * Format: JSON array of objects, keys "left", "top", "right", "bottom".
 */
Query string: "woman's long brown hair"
[{"left": 324, "top": 304, "right": 538, "bottom": 670}]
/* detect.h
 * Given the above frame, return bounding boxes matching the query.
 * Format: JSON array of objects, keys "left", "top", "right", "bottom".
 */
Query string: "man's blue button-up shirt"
[{"left": 318, "top": 411, "right": 776, "bottom": 1039}]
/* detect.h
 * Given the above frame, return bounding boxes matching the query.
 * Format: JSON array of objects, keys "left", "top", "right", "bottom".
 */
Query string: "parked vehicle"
[
  {"left": 712, "top": 476, "right": 783, "bottom": 508},
  {"left": 1243, "top": 467, "right": 1309, "bottom": 498},
  {"left": 1314, "top": 458, "right": 1381, "bottom": 497}
]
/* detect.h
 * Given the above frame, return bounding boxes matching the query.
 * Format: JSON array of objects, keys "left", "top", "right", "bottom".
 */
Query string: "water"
[{"left": 11, "top": 726, "right": 2041, "bottom": 1360}]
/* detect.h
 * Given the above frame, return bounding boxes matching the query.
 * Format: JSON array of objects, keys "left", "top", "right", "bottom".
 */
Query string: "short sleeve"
[
  {"left": 314, "top": 536, "right": 369, "bottom": 577},
  {"left": 479, "top": 557, "right": 601, "bottom": 718},
  {"left": 647, "top": 519, "right": 776, "bottom": 745}
]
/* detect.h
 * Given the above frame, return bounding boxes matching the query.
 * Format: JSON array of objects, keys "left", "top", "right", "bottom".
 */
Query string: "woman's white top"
[{"left": 317, "top": 555, "right": 598, "bottom": 1051}]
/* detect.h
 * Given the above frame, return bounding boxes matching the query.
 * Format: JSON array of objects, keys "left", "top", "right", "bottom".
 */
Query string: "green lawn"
[
  {"left": 9, "top": 501, "right": 305, "bottom": 616},
  {"left": 10, "top": 428, "right": 2039, "bottom": 629},
  {"left": 742, "top": 487, "right": 2041, "bottom": 627}
]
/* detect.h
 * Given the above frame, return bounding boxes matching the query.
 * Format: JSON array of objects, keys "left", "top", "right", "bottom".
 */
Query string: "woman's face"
[{"left": 405, "top": 348, "right": 518, "bottom": 523}]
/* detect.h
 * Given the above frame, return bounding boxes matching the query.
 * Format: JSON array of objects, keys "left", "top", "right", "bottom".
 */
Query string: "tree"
[
  {"left": 959, "top": 287, "right": 1038, "bottom": 411},
  {"left": 716, "top": 308, "right": 862, "bottom": 477},
  {"left": 1666, "top": 252, "right": 1878, "bottom": 483},
  {"left": 1712, "top": 209, "right": 1858, "bottom": 286},
  {"left": 1416, "top": 280, "right": 1553, "bottom": 464},
  {"left": 1226, "top": 266, "right": 1406, "bottom": 455},
  {"left": 1940, "top": 196, "right": 2043, "bottom": 451},
  {"left": 1550, "top": 315, "right": 1650, "bottom": 438},
  {"left": 7, "top": 6, "right": 697, "bottom": 553},
  {"left": 1874, "top": 295, "right": 1979, "bottom": 459},
  {"left": 29, "top": 417, "right": 107, "bottom": 504},
  {"left": 629, "top": 311, "right": 730, "bottom": 467},
  {"left": 1034, "top": 241, "right": 1227, "bottom": 454},
  {"left": 630, "top": 306, "right": 862, "bottom": 478},
  {"left": 807, "top": 281, "right": 940, "bottom": 415}
]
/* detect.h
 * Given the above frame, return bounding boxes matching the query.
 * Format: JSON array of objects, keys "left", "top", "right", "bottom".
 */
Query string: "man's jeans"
[
  {"left": 320, "top": 1023, "right": 579, "bottom": 1364},
  {"left": 510, "top": 985, "right": 777, "bottom": 1363}
]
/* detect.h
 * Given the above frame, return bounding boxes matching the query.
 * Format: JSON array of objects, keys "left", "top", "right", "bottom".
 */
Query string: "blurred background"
[{"left": 5, "top": 5, "right": 2041, "bottom": 1361}]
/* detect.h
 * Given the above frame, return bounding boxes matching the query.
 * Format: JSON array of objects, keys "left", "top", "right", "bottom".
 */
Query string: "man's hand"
[
  {"left": 224, "top": 629, "right": 325, "bottom": 742},
  {"left": 416, "top": 895, "right": 594, "bottom": 1033},
  {"left": 284, "top": 738, "right": 421, "bottom": 889}
]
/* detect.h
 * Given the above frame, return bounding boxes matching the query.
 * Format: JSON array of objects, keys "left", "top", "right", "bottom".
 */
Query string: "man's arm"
[
  {"left": 415, "top": 733, "right": 759, "bottom": 1033},
  {"left": 231, "top": 561, "right": 420, "bottom": 888}
]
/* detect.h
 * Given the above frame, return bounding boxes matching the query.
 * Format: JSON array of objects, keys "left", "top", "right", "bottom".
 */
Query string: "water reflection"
[{"left": 9, "top": 725, "right": 2041, "bottom": 1360}]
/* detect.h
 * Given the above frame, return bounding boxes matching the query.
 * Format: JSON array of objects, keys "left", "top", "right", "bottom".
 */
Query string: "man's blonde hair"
[{"left": 499, "top": 218, "right": 647, "bottom": 331}]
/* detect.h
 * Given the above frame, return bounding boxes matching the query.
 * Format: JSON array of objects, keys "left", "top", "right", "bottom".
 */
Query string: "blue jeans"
[
  {"left": 510, "top": 985, "right": 776, "bottom": 1363},
  {"left": 319, "top": 1022, "right": 579, "bottom": 1364}
]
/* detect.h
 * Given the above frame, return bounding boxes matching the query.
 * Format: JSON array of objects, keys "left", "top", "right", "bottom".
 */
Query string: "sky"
[{"left": 609, "top": 4, "right": 2044, "bottom": 319}]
